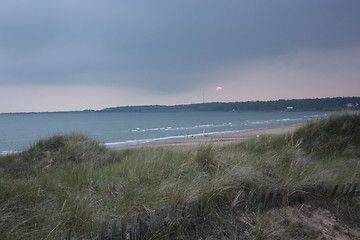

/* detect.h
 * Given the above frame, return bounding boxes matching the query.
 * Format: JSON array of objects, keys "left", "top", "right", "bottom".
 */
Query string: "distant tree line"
[{"left": 99, "top": 97, "right": 360, "bottom": 112}]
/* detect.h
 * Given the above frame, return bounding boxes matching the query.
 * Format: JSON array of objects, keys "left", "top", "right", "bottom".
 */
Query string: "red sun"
[{"left": 215, "top": 86, "right": 223, "bottom": 91}]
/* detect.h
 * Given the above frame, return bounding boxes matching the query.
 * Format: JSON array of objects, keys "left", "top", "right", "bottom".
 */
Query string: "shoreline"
[
  {"left": 111, "top": 124, "right": 303, "bottom": 151},
  {"left": 0, "top": 124, "right": 304, "bottom": 156}
]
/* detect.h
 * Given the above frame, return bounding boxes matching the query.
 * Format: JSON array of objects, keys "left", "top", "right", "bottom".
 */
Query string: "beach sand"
[{"left": 112, "top": 124, "right": 303, "bottom": 151}]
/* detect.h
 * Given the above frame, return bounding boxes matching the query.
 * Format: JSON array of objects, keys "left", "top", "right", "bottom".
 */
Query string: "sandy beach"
[{"left": 113, "top": 124, "right": 303, "bottom": 151}]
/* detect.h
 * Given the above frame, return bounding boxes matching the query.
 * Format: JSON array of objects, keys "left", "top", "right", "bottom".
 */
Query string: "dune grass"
[{"left": 0, "top": 113, "right": 359, "bottom": 239}]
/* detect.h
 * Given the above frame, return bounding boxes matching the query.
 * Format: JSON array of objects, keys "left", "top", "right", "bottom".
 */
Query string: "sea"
[{"left": 0, "top": 111, "right": 330, "bottom": 155}]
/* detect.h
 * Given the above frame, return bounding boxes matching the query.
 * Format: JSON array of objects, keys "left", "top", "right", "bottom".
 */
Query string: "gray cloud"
[{"left": 1, "top": 0, "right": 360, "bottom": 94}]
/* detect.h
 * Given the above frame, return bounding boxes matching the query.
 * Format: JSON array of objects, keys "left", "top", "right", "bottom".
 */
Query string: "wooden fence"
[{"left": 65, "top": 183, "right": 359, "bottom": 240}]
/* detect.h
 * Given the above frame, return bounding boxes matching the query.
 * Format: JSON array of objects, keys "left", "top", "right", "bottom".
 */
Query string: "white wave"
[
  {"left": 275, "top": 118, "right": 304, "bottom": 122},
  {"left": 249, "top": 117, "right": 306, "bottom": 125},
  {"left": 303, "top": 114, "right": 328, "bottom": 119},
  {"left": 250, "top": 120, "right": 273, "bottom": 125},
  {"left": 104, "top": 135, "right": 187, "bottom": 147},
  {"left": 130, "top": 123, "right": 234, "bottom": 133}
]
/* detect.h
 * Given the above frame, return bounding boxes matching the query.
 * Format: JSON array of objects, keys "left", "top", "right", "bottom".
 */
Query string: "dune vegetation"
[{"left": 0, "top": 113, "right": 359, "bottom": 239}]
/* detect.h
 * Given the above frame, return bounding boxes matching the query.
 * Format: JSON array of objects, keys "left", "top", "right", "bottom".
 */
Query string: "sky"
[{"left": 0, "top": 0, "right": 360, "bottom": 113}]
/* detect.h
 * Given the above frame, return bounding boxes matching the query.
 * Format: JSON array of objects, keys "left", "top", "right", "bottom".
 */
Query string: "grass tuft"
[
  {"left": 195, "top": 144, "right": 218, "bottom": 172},
  {"left": 293, "top": 113, "right": 360, "bottom": 158}
]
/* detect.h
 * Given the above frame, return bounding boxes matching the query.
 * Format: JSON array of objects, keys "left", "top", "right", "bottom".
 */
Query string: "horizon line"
[{"left": 1, "top": 96, "right": 359, "bottom": 114}]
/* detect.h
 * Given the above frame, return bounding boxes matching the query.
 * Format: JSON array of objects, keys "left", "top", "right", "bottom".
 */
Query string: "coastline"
[{"left": 111, "top": 124, "right": 303, "bottom": 151}]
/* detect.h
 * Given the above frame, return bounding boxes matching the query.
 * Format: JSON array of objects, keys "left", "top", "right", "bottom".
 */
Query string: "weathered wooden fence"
[
  {"left": 65, "top": 183, "right": 359, "bottom": 240},
  {"left": 97, "top": 201, "right": 204, "bottom": 240}
]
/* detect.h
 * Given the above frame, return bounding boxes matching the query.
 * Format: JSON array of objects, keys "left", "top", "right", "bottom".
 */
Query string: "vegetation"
[
  {"left": 100, "top": 96, "right": 360, "bottom": 112},
  {"left": 3, "top": 97, "right": 359, "bottom": 114},
  {"left": 293, "top": 113, "right": 360, "bottom": 157},
  {"left": 0, "top": 114, "right": 359, "bottom": 239}
]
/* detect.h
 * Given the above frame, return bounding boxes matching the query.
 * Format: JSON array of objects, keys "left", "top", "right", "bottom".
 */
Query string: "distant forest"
[{"left": 99, "top": 97, "right": 360, "bottom": 112}]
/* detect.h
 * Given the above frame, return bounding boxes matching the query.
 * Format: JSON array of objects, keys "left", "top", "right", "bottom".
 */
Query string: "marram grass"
[{"left": 0, "top": 113, "right": 359, "bottom": 239}]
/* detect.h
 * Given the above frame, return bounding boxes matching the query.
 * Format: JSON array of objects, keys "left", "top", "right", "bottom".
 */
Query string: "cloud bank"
[{"left": 0, "top": 0, "right": 359, "bottom": 112}]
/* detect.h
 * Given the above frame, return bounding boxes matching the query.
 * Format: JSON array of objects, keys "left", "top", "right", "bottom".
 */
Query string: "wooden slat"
[
  {"left": 120, "top": 216, "right": 127, "bottom": 240},
  {"left": 99, "top": 222, "right": 106, "bottom": 240},
  {"left": 338, "top": 184, "right": 345, "bottom": 196},
  {"left": 150, "top": 210, "right": 156, "bottom": 231},
  {"left": 331, "top": 185, "right": 338, "bottom": 198},
  {"left": 159, "top": 207, "right": 165, "bottom": 225},
  {"left": 110, "top": 218, "right": 117, "bottom": 240},
  {"left": 263, "top": 190, "right": 270, "bottom": 208},
  {"left": 256, "top": 190, "right": 265, "bottom": 209},
  {"left": 168, "top": 205, "right": 174, "bottom": 222},
  {"left": 350, "top": 183, "right": 358, "bottom": 196},
  {"left": 344, "top": 184, "right": 352, "bottom": 195},
  {"left": 130, "top": 214, "right": 137, "bottom": 240},
  {"left": 140, "top": 212, "right": 147, "bottom": 238},
  {"left": 65, "top": 228, "right": 71, "bottom": 240},
  {"left": 248, "top": 191, "right": 255, "bottom": 205},
  {"left": 270, "top": 190, "right": 277, "bottom": 206},
  {"left": 191, "top": 201, "right": 198, "bottom": 217}
]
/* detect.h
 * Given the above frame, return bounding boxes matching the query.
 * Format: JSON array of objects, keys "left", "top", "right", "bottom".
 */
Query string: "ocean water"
[{"left": 0, "top": 111, "right": 329, "bottom": 154}]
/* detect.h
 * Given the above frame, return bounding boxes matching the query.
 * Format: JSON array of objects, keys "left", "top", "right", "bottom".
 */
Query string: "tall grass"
[
  {"left": 293, "top": 113, "right": 360, "bottom": 158},
  {"left": 0, "top": 114, "right": 359, "bottom": 239}
]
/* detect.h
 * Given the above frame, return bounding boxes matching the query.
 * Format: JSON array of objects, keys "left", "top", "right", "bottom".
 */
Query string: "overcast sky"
[{"left": 1, "top": 0, "right": 360, "bottom": 112}]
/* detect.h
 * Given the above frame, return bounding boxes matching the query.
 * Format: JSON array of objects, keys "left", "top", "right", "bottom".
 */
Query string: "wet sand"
[{"left": 112, "top": 124, "right": 303, "bottom": 151}]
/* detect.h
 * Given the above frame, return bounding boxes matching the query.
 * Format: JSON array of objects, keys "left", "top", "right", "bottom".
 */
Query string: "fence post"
[
  {"left": 191, "top": 201, "right": 198, "bottom": 217},
  {"left": 150, "top": 210, "right": 156, "bottom": 232},
  {"left": 140, "top": 212, "right": 148, "bottom": 238},
  {"left": 271, "top": 189, "right": 278, "bottom": 207},
  {"left": 344, "top": 184, "right": 352, "bottom": 196},
  {"left": 176, "top": 204, "right": 182, "bottom": 219},
  {"left": 278, "top": 189, "right": 286, "bottom": 207},
  {"left": 338, "top": 184, "right": 345, "bottom": 196},
  {"left": 263, "top": 190, "right": 271, "bottom": 208},
  {"left": 110, "top": 218, "right": 117, "bottom": 240},
  {"left": 183, "top": 202, "right": 190, "bottom": 218},
  {"left": 65, "top": 228, "right": 71, "bottom": 240},
  {"left": 120, "top": 216, "right": 127, "bottom": 240},
  {"left": 130, "top": 214, "right": 138, "bottom": 240},
  {"left": 99, "top": 222, "right": 106, "bottom": 240},
  {"left": 248, "top": 190, "right": 255, "bottom": 205},
  {"left": 256, "top": 190, "right": 265, "bottom": 209},
  {"left": 167, "top": 205, "right": 174, "bottom": 222},
  {"left": 199, "top": 199, "right": 206, "bottom": 213},
  {"left": 350, "top": 183, "right": 358, "bottom": 196},
  {"left": 331, "top": 185, "right": 338, "bottom": 198}
]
